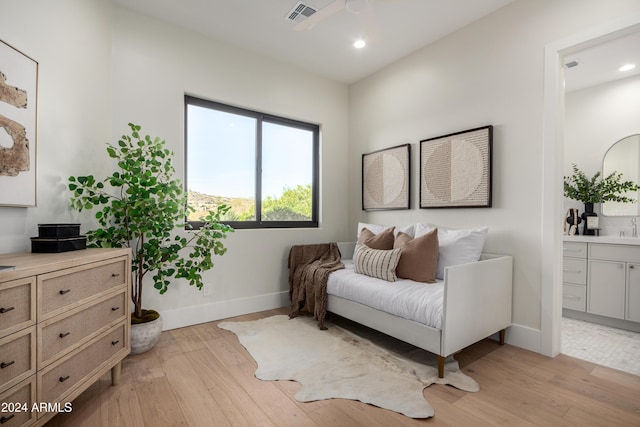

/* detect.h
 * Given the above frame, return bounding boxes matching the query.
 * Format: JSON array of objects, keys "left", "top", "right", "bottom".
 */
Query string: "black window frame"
[{"left": 185, "top": 95, "right": 319, "bottom": 229}]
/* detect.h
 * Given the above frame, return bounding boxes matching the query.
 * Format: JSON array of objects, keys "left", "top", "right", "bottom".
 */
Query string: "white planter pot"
[{"left": 130, "top": 314, "right": 162, "bottom": 354}]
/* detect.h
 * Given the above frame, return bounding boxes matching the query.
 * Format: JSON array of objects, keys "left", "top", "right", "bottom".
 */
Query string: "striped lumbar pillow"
[{"left": 353, "top": 244, "right": 402, "bottom": 282}]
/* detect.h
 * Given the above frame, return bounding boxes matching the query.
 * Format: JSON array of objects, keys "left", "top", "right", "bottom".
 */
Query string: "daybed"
[{"left": 289, "top": 223, "right": 513, "bottom": 379}]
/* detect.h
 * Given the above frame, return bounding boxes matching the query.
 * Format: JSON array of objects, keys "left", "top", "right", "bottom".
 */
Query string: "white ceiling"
[
  {"left": 564, "top": 30, "right": 640, "bottom": 92},
  {"left": 110, "top": 0, "right": 516, "bottom": 84},
  {"left": 110, "top": 0, "right": 639, "bottom": 89}
]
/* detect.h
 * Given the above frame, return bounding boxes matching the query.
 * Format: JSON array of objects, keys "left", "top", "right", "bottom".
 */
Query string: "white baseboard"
[
  {"left": 161, "top": 295, "right": 544, "bottom": 356},
  {"left": 160, "top": 291, "right": 290, "bottom": 331}
]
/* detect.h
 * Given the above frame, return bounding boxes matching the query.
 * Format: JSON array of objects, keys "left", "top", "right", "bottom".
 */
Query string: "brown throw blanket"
[{"left": 288, "top": 243, "right": 344, "bottom": 329}]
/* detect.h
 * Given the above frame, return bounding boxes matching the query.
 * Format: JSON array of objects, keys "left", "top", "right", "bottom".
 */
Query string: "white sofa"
[{"left": 327, "top": 241, "right": 513, "bottom": 378}]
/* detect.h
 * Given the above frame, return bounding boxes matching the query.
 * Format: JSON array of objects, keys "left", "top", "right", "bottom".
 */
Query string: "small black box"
[
  {"left": 37, "top": 223, "right": 81, "bottom": 238},
  {"left": 31, "top": 236, "right": 87, "bottom": 253}
]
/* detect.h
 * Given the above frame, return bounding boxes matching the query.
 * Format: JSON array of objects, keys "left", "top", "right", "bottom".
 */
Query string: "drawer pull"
[
  {"left": 631, "top": 265, "right": 635, "bottom": 269},
  {"left": 59, "top": 375, "right": 70, "bottom": 382},
  {"left": 563, "top": 269, "right": 582, "bottom": 273},
  {"left": 1, "top": 415, "right": 15, "bottom": 424},
  {"left": 59, "top": 289, "right": 71, "bottom": 295},
  {"left": 111, "top": 273, "right": 121, "bottom": 277},
  {"left": 0, "top": 360, "right": 15, "bottom": 369},
  {"left": 0, "top": 306, "right": 14, "bottom": 314},
  {"left": 59, "top": 332, "right": 71, "bottom": 338},
  {"left": 111, "top": 340, "right": 120, "bottom": 345},
  {"left": 563, "top": 295, "right": 581, "bottom": 300},
  {"left": 111, "top": 306, "right": 120, "bottom": 311}
]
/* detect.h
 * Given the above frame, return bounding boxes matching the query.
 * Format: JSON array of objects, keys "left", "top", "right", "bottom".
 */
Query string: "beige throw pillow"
[
  {"left": 353, "top": 244, "right": 401, "bottom": 282},
  {"left": 357, "top": 226, "right": 395, "bottom": 250},
  {"left": 393, "top": 229, "right": 439, "bottom": 283}
]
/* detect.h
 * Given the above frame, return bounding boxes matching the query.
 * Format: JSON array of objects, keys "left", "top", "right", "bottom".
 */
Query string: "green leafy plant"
[
  {"left": 68, "top": 123, "right": 233, "bottom": 322},
  {"left": 564, "top": 163, "right": 639, "bottom": 204}
]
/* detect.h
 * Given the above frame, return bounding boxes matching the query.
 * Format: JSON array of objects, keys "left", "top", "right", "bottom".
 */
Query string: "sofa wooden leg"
[
  {"left": 499, "top": 329, "right": 506, "bottom": 345},
  {"left": 437, "top": 356, "right": 445, "bottom": 378}
]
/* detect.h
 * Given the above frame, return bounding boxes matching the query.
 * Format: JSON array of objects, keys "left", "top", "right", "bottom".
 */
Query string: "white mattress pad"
[{"left": 326, "top": 260, "right": 444, "bottom": 329}]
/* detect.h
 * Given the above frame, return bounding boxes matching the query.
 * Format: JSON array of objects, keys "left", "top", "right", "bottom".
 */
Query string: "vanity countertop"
[{"left": 564, "top": 235, "right": 640, "bottom": 246}]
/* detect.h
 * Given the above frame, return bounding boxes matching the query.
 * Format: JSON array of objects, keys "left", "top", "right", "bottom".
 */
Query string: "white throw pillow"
[
  {"left": 353, "top": 244, "right": 401, "bottom": 282},
  {"left": 396, "top": 224, "right": 415, "bottom": 238},
  {"left": 357, "top": 222, "right": 390, "bottom": 238},
  {"left": 415, "top": 223, "right": 488, "bottom": 280}
]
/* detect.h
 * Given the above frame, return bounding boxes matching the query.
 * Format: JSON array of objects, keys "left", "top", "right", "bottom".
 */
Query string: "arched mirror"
[{"left": 602, "top": 134, "right": 640, "bottom": 216}]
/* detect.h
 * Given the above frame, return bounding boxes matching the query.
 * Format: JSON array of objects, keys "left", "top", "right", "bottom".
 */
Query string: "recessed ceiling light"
[
  {"left": 619, "top": 63, "right": 636, "bottom": 72},
  {"left": 353, "top": 40, "right": 366, "bottom": 49}
]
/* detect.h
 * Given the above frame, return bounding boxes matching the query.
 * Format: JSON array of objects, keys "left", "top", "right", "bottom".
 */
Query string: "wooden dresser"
[{"left": 0, "top": 248, "right": 131, "bottom": 426}]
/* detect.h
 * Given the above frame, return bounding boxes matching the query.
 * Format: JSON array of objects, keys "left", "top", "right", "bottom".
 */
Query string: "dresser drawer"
[
  {"left": 563, "top": 258, "right": 587, "bottom": 285},
  {"left": 38, "top": 323, "right": 126, "bottom": 403},
  {"left": 39, "top": 291, "right": 126, "bottom": 367},
  {"left": 563, "top": 242, "right": 587, "bottom": 258},
  {"left": 38, "top": 257, "right": 127, "bottom": 321},
  {"left": 0, "top": 376, "right": 36, "bottom": 427},
  {"left": 0, "top": 327, "right": 35, "bottom": 394},
  {"left": 0, "top": 278, "right": 35, "bottom": 339},
  {"left": 563, "top": 283, "right": 586, "bottom": 311},
  {"left": 589, "top": 243, "right": 640, "bottom": 263}
]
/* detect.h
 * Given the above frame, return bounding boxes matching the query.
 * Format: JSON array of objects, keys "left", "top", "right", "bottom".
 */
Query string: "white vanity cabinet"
[
  {"left": 627, "top": 261, "right": 640, "bottom": 322},
  {"left": 587, "top": 243, "right": 640, "bottom": 322},
  {"left": 563, "top": 237, "right": 640, "bottom": 330},
  {"left": 562, "top": 242, "right": 588, "bottom": 311}
]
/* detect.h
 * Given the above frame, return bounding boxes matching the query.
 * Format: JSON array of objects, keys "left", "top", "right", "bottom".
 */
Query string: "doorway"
[
  {"left": 559, "top": 30, "right": 640, "bottom": 376},
  {"left": 541, "top": 14, "right": 640, "bottom": 360}
]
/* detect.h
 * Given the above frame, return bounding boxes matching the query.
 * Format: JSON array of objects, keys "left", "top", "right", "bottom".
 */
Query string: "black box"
[
  {"left": 31, "top": 236, "right": 87, "bottom": 253},
  {"left": 37, "top": 223, "right": 81, "bottom": 238}
]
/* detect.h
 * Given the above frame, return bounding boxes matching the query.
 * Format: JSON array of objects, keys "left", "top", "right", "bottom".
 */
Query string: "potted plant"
[
  {"left": 564, "top": 163, "right": 639, "bottom": 207},
  {"left": 564, "top": 163, "right": 639, "bottom": 234},
  {"left": 68, "top": 123, "right": 233, "bottom": 353}
]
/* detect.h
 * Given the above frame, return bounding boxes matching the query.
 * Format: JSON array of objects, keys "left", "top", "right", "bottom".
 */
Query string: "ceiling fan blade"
[{"left": 293, "top": 0, "right": 347, "bottom": 31}]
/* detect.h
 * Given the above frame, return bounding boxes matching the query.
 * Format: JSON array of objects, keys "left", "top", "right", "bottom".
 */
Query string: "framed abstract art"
[
  {"left": 420, "top": 126, "right": 492, "bottom": 208},
  {"left": 0, "top": 39, "right": 38, "bottom": 207},
  {"left": 362, "top": 143, "right": 410, "bottom": 211}
]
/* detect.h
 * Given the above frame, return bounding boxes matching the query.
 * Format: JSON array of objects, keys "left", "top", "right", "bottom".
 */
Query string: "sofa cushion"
[
  {"left": 357, "top": 222, "right": 415, "bottom": 239},
  {"left": 393, "top": 229, "right": 439, "bottom": 283},
  {"left": 357, "top": 227, "right": 395, "bottom": 250},
  {"left": 357, "top": 222, "right": 390, "bottom": 237},
  {"left": 353, "top": 244, "right": 401, "bottom": 282},
  {"left": 415, "top": 223, "right": 488, "bottom": 280}
]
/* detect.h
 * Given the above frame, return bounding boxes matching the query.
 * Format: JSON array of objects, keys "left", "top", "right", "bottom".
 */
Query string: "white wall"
[
  {"left": 4, "top": 0, "right": 640, "bottom": 348},
  {"left": 0, "top": 0, "right": 112, "bottom": 252},
  {"left": 348, "top": 0, "right": 640, "bottom": 351},
  {"left": 0, "top": 2, "right": 349, "bottom": 330},
  {"left": 109, "top": 7, "right": 350, "bottom": 329},
  {"left": 564, "top": 74, "right": 640, "bottom": 235}
]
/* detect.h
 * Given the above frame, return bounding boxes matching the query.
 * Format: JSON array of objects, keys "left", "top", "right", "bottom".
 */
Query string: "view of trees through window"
[
  {"left": 185, "top": 96, "right": 318, "bottom": 228},
  {"left": 187, "top": 184, "right": 313, "bottom": 222}
]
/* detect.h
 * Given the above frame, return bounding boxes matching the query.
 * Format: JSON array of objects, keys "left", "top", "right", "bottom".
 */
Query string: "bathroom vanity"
[{"left": 563, "top": 235, "right": 640, "bottom": 332}]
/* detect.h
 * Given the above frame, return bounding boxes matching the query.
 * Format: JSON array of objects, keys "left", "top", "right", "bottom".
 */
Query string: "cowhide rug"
[{"left": 218, "top": 314, "right": 479, "bottom": 418}]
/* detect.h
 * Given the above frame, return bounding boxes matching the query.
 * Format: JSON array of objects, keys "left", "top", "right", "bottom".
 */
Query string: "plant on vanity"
[
  {"left": 68, "top": 124, "right": 233, "bottom": 352},
  {"left": 563, "top": 163, "right": 639, "bottom": 205}
]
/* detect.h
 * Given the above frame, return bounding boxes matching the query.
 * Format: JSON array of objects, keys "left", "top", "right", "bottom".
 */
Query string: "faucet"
[{"left": 632, "top": 218, "right": 638, "bottom": 237}]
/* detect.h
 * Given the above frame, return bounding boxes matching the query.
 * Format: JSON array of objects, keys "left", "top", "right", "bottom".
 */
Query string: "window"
[{"left": 185, "top": 95, "right": 319, "bottom": 229}]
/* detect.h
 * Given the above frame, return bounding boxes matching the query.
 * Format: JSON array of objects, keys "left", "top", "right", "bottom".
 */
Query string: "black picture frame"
[
  {"left": 362, "top": 143, "right": 411, "bottom": 211},
  {"left": 420, "top": 125, "right": 492, "bottom": 208}
]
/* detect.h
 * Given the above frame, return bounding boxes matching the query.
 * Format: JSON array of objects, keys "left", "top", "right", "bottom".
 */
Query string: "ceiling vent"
[
  {"left": 565, "top": 60, "right": 580, "bottom": 69},
  {"left": 285, "top": 2, "right": 317, "bottom": 24}
]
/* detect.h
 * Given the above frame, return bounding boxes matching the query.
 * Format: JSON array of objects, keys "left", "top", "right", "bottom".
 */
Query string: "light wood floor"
[{"left": 45, "top": 307, "right": 640, "bottom": 426}]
